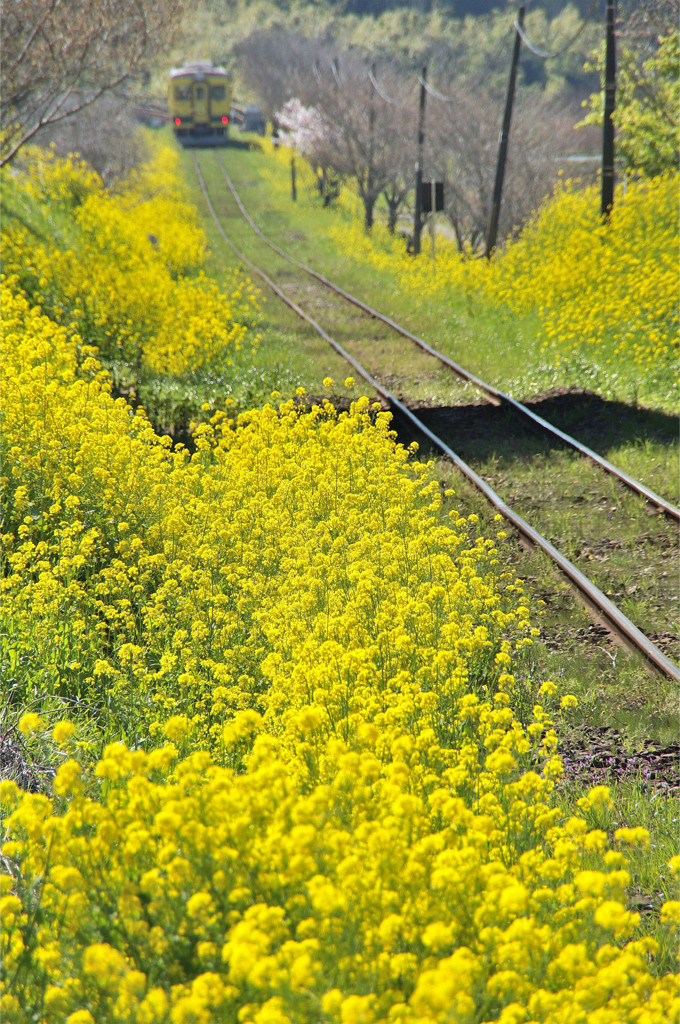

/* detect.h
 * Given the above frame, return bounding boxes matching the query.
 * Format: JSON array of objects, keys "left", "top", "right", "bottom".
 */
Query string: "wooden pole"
[
  {"left": 485, "top": 5, "right": 525, "bottom": 259},
  {"left": 413, "top": 65, "right": 427, "bottom": 256},
  {"left": 601, "top": 0, "right": 616, "bottom": 217}
]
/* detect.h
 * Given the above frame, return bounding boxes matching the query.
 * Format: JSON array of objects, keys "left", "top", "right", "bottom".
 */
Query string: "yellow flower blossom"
[
  {"left": 660, "top": 901, "right": 680, "bottom": 926},
  {"left": 53, "top": 721, "right": 76, "bottom": 744},
  {"left": 18, "top": 712, "right": 45, "bottom": 736},
  {"left": 614, "top": 826, "right": 650, "bottom": 847}
]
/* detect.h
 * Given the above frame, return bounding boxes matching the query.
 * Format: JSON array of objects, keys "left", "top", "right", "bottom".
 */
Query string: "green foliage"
[
  {"left": 579, "top": 31, "right": 680, "bottom": 176},
  {"left": 169, "top": 0, "right": 599, "bottom": 100}
]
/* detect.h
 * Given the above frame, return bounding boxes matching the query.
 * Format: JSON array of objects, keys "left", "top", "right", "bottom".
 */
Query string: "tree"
[
  {"left": 314, "top": 56, "right": 415, "bottom": 231},
  {"left": 381, "top": 132, "right": 414, "bottom": 235},
  {"left": 32, "top": 96, "right": 150, "bottom": 186},
  {"left": 578, "top": 2, "right": 679, "bottom": 176},
  {"left": 275, "top": 52, "right": 416, "bottom": 232},
  {"left": 364, "top": 68, "right": 415, "bottom": 234},
  {"left": 277, "top": 97, "right": 343, "bottom": 207},
  {"left": 429, "top": 88, "right": 576, "bottom": 251},
  {"left": 615, "top": 31, "right": 679, "bottom": 176},
  {"left": 235, "top": 30, "right": 324, "bottom": 122},
  {"left": 234, "top": 20, "right": 586, "bottom": 244},
  {"left": 1, "top": 0, "right": 184, "bottom": 167}
]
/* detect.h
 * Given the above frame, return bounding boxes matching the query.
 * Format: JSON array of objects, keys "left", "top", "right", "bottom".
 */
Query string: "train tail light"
[
  {"left": 174, "top": 117, "right": 181, "bottom": 126},
  {"left": 221, "top": 115, "right": 229, "bottom": 124}
]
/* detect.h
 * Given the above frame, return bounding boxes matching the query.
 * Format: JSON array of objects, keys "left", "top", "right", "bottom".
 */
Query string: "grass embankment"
[
  {"left": 1, "top": 140, "right": 678, "bottom": 1023},
  {"left": 185, "top": 141, "right": 678, "bottom": 510}
]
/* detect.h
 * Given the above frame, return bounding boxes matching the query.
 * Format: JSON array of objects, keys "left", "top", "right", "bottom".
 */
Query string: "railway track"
[{"left": 193, "top": 153, "right": 680, "bottom": 684}]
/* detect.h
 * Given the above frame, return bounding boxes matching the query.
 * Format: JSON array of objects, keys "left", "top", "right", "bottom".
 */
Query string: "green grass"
[
  {"left": 443, "top": 458, "right": 679, "bottom": 745},
  {"left": 557, "top": 776, "right": 680, "bottom": 976},
  {"left": 0, "top": 168, "right": 83, "bottom": 268},
  {"left": 186, "top": 144, "right": 544, "bottom": 391},
  {"left": 7, "top": 131, "right": 678, "bottom": 753},
  {"left": 185, "top": 140, "right": 678, "bottom": 414}
]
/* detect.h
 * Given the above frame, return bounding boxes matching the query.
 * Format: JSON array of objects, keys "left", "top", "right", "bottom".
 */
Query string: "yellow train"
[{"left": 168, "top": 62, "right": 232, "bottom": 146}]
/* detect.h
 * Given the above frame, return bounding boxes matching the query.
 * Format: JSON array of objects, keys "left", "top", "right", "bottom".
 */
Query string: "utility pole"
[
  {"left": 430, "top": 182, "right": 436, "bottom": 263},
  {"left": 367, "top": 62, "right": 376, "bottom": 231},
  {"left": 369, "top": 62, "right": 376, "bottom": 147},
  {"left": 485, "top": 5, "right": 525, "bottom": 259},
  {"left": 413, "top": 65, "right": 427, "bottom": 256},
  {"left": 601, "top": 0, "right": 616, "bottom": 218}
]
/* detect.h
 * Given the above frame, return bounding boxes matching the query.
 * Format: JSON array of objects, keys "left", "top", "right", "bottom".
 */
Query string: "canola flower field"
[
  {"left": 262, "top": 142, "right": 678, "bottom": 409},
  {"left": 2, "top": 146, "right": 679, "bottom": 1023},
  {"left": 2, "top": 145, "right": 260, "bottom": 379}
]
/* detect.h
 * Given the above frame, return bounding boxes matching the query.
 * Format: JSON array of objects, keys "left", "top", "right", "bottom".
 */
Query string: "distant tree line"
[
  {"left": 322, "top": 0, "right": 600, "bottom": 18},
  {"left": 233, "top": 0, "right": 677, "bottom": 251},
  {"left": 3, "top": 0, "right": 675, "bottom": 213}
]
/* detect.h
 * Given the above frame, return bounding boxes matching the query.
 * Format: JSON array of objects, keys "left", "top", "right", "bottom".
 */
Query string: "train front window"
[
  {"left": 174, "top": 85, "right": 191, "bottom": 101},
  {"left": 210, "top": 85, "right": 226, "bottom": 101}
]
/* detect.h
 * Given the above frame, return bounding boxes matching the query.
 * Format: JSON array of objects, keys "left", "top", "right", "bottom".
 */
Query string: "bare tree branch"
[{"left": 1, "top": 0, "right": 184, "bottom": 166}]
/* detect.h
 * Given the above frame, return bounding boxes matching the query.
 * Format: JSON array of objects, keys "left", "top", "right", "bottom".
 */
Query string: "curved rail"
[
  {"left": 214, "top": 153, "right": 679, "bottom": 522},
  {"left": 193, "top": 156, "right": 680, "bottom": 683}
]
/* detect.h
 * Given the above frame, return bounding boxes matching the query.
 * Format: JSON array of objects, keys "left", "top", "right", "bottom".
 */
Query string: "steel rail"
[
  {"left": 214, "top": 153, "right": 679, "bottom": 522},
  {"left": 194, "top": 156, "right": 680, "bottom": 683}
]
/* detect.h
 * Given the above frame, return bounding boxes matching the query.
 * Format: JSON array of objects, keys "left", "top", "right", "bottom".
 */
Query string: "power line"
[
  {"left": 418, "top": 75, "right": 456, "bottom": 103},
  {"left": 367, "top": 67, "right": 399, "bottom": 105},
  {"left": 427, "top": 24, "right": 513, "bottom": 99},
  {"left": 514, "top": 0, "right": 600, "bottom": 61},
  {"left": 331, "top": 20, "right": 514, "bottom": 110}
]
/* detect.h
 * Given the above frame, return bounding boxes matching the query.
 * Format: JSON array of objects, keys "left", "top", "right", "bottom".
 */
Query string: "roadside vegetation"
[
  {"left": 2, "top": 123, "right": 679, "bottom": 1023},
  {"left": 1, "top": 143, "right": 265, "bottom": 437},
  {"left": 2, "top": 0, "right": 679, "bottom": 1013},
  {"left": 334, "top": 170, "right": 677, "bottom": 411}
]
